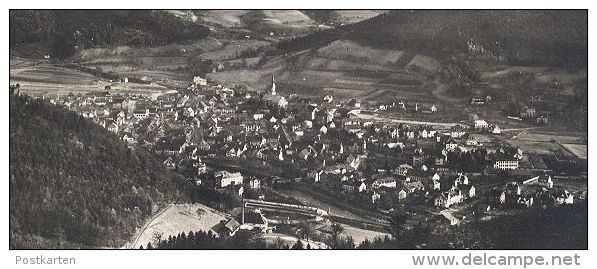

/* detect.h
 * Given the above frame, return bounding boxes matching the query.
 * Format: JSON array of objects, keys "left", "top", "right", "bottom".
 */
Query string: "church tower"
[{"left": 271, "top": 74, "right": 277, "bottom": 96}]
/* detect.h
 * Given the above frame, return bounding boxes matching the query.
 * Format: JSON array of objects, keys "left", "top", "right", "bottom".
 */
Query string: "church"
[{"left": 261, "top": 74, "right": 288, "bottom": 109}]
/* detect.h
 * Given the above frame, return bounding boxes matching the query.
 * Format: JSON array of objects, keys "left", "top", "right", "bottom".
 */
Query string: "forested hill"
[
  {"left": 278, "top": 10, "right": 587, "bottom": 69},
  {"left": 9, "top": 10, "right": 210, "bottom": 59},
  {"left": 9, "top": 95, "right": 191, "bottom": 249}
]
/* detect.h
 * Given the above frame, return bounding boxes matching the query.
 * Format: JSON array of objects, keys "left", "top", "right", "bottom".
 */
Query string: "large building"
[
  {"left": 215, "top": 171, "right": 244, "bottom": 188},
  {"left": 262, "top": 75, "right": 288, "bottom": 109},
  {"left": 494, "top": 159, "right": 519, "bottom": 170}
]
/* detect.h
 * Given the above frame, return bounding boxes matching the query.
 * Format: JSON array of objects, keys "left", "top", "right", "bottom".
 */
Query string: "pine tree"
[{"left": 291, "top": 239, "right": 304, "bottom": 250}]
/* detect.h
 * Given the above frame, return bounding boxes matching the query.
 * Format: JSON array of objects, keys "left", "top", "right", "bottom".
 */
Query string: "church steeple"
[{"left": 271, "top": 74, "right": 276, "bottom": 96}]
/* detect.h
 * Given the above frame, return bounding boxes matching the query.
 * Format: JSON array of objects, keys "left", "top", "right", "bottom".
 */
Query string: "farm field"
[
  {"left": 507, "top": 140, "right": 568, "bottom": 156},
  {"left": 76, "top": 38, "right": 223, "bottom": 61},
  {"left": 560, "top": 143, "right": 587, "bottom": 159},
  {"left": 128, "top": 203, "right": 229, "bottom": 249},
  {"left": 516, "top": 132, "right": 586, "bottom": 144},
  {"left": 10, "top": 62, "right": 167, "bottom": 98},
  {"left": 199, "top": 40, "right": 271, "bottom": 61}
]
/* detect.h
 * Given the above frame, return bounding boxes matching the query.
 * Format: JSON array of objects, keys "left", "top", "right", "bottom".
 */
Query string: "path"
[
  {"left": 354, "top": 113, "right": 459, "bottom": 129},
  {"left": 127, "top": 204, "right": 172, "bottom": 249}
]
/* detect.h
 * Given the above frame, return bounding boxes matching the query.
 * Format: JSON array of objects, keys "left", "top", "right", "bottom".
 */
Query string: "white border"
[{"left": 3, "top": 1, "right": 595, "bottom": 269}]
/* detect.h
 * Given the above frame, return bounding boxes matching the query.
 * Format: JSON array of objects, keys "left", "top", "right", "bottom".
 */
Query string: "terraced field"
[{"left": 10, "top": 61, "right": 166, "bottom": 98}]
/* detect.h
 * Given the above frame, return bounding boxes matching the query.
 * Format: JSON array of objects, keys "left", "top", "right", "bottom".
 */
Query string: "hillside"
[
  {"left": 279, "top": 10, "right": 587, "bottom": 69},
  {"left": 9, "top": 10, "right": 210, "bottom": 59},
  {"left": 9, "top": 95, "right": 191, "bottom": 249}
]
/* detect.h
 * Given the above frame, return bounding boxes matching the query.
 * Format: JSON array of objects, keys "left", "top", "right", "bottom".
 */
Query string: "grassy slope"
[{"left": 9, "top": 95, "right": 191, "bottom": 249}]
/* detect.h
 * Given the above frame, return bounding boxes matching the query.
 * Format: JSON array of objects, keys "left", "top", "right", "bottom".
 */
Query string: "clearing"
[{"left": 128, "top": 203, "right": 229, "bottom": 249}]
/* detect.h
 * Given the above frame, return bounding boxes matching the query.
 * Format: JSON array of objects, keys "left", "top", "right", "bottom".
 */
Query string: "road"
[
  {"left": 126, "top": 204, "right": 171, "bottom": 249},
  {"left": 354, "top": 113, "right": 459, "bottom": 129}
]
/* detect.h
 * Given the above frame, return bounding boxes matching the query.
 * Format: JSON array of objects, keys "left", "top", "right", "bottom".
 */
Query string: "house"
[
  {"left": 107, "top": 121, "right": 119, "bottom": 133},
  {"left": 471, "top": 97, "right": 485, "bottom": 105},
  {"left": 435, "top": 153, "right": 447, "bottom": 166},
  {"left": 345, "top": 154, "right": 364, "bottom": 170},
  {"left": 121, "top": 133, "right": 136, "bottom": 144},
  {"left": 342, "top": 113, "right": 362, "bottom": 133},
  {"left": 342, "top": 181, "right": 367, "bottom": 193},
  {"left": 402, "top": 180, "right": 425, "bottom": 194},
  {"left": 241, "top": 211, "right": 269, "bottom": 233},
  {"left": 371, "top": 192, "right": 381, "bottom": 204},
  {"left": 520, "top": 106, "right": 536, "bottom": 118},
  {"left": 434, "top": 190, "right": 463, "bottom": 208},
  {"left": 536, "top": 116, "right": 549, "bottom": 125},
  {"left": 474, "top": 119, "right": 489, "bottom": 130},
  {"left": 445, "top": 138, "right": 458, "bottom": 151},
  {"left": 491, "top": 125, "right": 501, "bottom": 134},
  {"left": 460, "top": 184, "right": 476, "bottom": 199},
  {"left": 213, "top": 219, "right": 241, "bottom": 237},
  {"left": 441, "top": 211, "right": 459, "bottom": 225},
  {"left": 133, "top": 107, "right": 150, "bottom": 120},
  {"left": 163, "top": 157, "right": 177, "bottom": 170},
  {"left": 394, "top": 164, "right": 413, "bottom": 176},
  {"left": 319, "top": 125, "right": 328, "bottom": 134},
  {"left": 372, "top": 177, "right": 397, "bottom": 189},
  {"left": 245, "top": 178, "right": 261, "bottom": 190},
  {"left": 308, "top": 170, "right": 324, "bottom": 182},
  {"left": 523, "top": 174, "right": 553, "bottom": 188},
  {"left": 412, "top": 148, "right": 425, "bottom": 166},
  {"left": 197, "top": 162, "right": 207, "bottom": 175},
  {"left": 398, "top": 189, "right": 408, "bottom": 200},
  {"left": 450, "top": 125, "right": 466, "bottom": 138},
  {"left": 154, "top": 137, "right": 187, "bottom": 155},
  {"left": 214, "top": 171, "right": 244, "bottom": 188},
  {"left": 193, "top": 76, "right": 207, "bottom": 86},
  {"left": 555, "top": 190, "right": 574, "bottom": 205}
]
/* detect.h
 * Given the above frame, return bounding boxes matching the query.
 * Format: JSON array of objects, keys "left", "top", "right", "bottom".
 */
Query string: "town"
[{"left": 9, "top": 65, "right": 586, "bottom": 248}]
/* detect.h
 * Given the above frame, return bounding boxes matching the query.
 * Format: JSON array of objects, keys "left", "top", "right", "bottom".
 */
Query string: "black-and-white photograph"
[{"left": 8, "top": 8, "right": 588, "bottom": 255}]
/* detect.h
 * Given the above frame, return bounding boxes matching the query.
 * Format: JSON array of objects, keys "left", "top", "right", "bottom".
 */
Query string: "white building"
[
  {"left": 215, "top": 171, "right": 244, "bottom": 188},
  {"left": 494, "top": 159, "right": 519, "bottom": 170},
  {"left": 474, "top": 119, "right": 489, "bottom": 130},
  {"left": 193, "top": 76, "right": 207, "bottom": 86}
]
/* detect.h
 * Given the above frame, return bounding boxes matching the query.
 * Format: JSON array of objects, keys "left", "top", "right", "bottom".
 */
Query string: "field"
[
  {"left": 10, "top": 62, "right": 166, "bottom": 98},
  {"left": 508, "top": 131, "right": 587, "bottom": 157},
  {"left": 516, "top": 132, "right": 586, "bottom": 144},
  {"left": 128, "top": 203, "right": 228, "bottom": 249},
  {"left": 560, "top": 143, "right": 588, "bottom": 159},
  {"left": 242, "top": 10, "right": 329, "bottom": 35},
  {"left": 205, "top": 41, "right": 441, "bottom": 101},
  {"left": 339, "top": 224, "right": 390, "bottom": 245},
  {"left": 198, "top": 40, "right": 271, "bottom": 61},
  {"left": 327, "top": 10, "right": 381, "bottom": 25},
  {"left": 196, "top": 10, "right": 250, "bottom": 28},
  {"left": 76, "top": 38, "right": 223, "bottom": 60}
]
